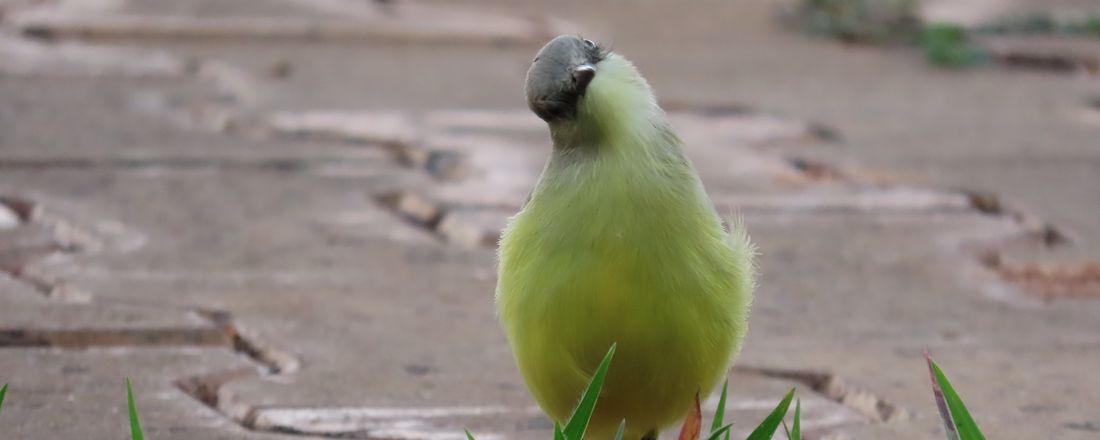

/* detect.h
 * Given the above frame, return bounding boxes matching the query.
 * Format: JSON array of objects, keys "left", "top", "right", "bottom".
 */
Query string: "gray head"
[{"left": 525, "top": 35, "right": 606, "bottom": 123}]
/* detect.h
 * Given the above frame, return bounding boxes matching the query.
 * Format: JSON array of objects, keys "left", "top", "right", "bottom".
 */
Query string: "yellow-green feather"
[{"left": 497, "top": 53, "right": 754, "bottom": 440}]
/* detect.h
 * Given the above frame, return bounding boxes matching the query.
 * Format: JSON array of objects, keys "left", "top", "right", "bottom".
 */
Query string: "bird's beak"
[{"left": 573, "top": 64, "right": 596, "bottom": 93}]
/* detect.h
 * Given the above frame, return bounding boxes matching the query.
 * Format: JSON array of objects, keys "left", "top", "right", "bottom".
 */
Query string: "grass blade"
[
  {"left": 554, "top": 422, "right": 566, "bottom": 440},
  {"left": 126, "top": 379, "right": 145, "bottom": 440},
  {"left": 927, "top": 355, "right": 986, "bottom": 440},
  {"left": 790, "top": 399, "right": 801, "bottom": 440},
  {"left": 464, "top": 429, "right": 476, "bottom": 440},
  {"left": 0, "top": 383, "right": 7, "bottom": 414},
  {"left": 710, "top": 380, "right": 729, "bottom": 434},
  {"left": 613, "top": 420, "right": 626, "bottom": 440},
  {"left": 678, "top": 392, "right": 702, "bottom": 440},
  {"left": 704, "top": 424, "right": 732, "bottom": 440},
  {"left": 563, "top": 343, "right": 617, "bottom": 440},
  {"left": 925, "top": 352, "right": 959, "bottom": 440},
  {"left": 745, "top": 388, "right": 795, "bottom": 440}
]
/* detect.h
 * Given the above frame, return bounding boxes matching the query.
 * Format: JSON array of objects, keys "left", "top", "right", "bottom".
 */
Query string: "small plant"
[
  {"left": 465, "top": 344, "right": 800, "bottom": 440},
  {"left": 745, "top": 388, "right": 794, "bottom": 440},
  {"left": 787, "top": 0, "right": 1100, "bottom": 70},
  {"left": 788, "top": 0, "right": 921, "bottom": 44},
  {"left": 0, "top": 383, "right": 8, "bottom": 414},
  {"left": 0, "top": 352, "right": 986, "bottom": 440},
  {"left": 788, "top": 399, "right": 801, "bottom": 440},
  {"left": 927, "top": 353, "right": 986, "bottom": 440},
  {"left": 710, "top": 381, "right": 731, "bottom": 440},
  {"left": 920, "top": 23, "right": 986, "bottom": 68},
  {"left": 977, "top": 12, "right": 1100, "bottom": 37},
  {"left": 127, "top": 379, "right": 145, "bottom": 440}
]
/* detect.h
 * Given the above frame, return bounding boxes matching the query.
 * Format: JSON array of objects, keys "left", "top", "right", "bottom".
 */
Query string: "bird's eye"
[{"left": 583, "top": 39, "right": 597, "bottom": 49}]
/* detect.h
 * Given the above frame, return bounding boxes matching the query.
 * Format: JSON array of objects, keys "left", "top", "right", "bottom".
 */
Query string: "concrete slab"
[{"left": 0, "top": 348, "right": 283, "bottom": 440}]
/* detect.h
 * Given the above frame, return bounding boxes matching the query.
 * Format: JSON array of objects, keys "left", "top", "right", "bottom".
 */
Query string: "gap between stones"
[
  {"left": 735, "top": 366, "right": 909, "bottom": 423},
  {"left": 980, "top": 257, "right": 1100, "bottom": 301},
  {"left": 376, "top": 191, "right": 499, "bottom": 248},
  {"left": 0, "top": 157, "right": 369, "bottom": 174},
  {"left": 0, "top": 196, "right": 94, "bottom": 299},
  {"left": 0, "top": 306, "right": 304, "bottom": 436},
  {"left": 372, "top": 141, "right": 1093, "bottom": 304},
  {"left": 0, "top": 196, "right": 489, "bottom": 438},
  {"left": 0, "top": 198, "right": 305, "bottom": 436},
  {"left": 174, "top": 309, "right": 301, "bottom": 432},
  {"left": 11, "top": 0, "right": 569, "bottom": 46},
  {"left": 955, "top": 191, "right": 1100, "bottom": 301}
]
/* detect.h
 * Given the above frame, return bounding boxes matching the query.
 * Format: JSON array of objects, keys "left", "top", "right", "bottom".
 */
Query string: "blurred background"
[{"left": 0, "top": 0, "right": 1098, "bottom": 439}]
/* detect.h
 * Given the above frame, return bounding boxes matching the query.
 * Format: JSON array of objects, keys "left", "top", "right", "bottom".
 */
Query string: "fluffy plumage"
[{"left": 497, "top": 35, "right": 755, "bottom": 440}]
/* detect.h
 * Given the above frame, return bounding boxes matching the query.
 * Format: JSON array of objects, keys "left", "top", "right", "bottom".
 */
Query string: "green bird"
[{"left": 496, "top": 35, "right": 756, "bottom": 440}]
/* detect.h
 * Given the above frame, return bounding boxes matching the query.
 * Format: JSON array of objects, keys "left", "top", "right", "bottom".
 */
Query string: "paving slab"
[{"left": 0, "top": 348, "right": 295, "bottom": 440}]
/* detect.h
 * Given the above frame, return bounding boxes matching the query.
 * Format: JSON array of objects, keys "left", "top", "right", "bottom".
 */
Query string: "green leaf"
[
  {"left": 927, "top": 356, "right": 986, "bottom": 440},
  {"left": 613, "top": 420, "right": 626, "bottom": 440},
  {"left": 925, "top": 353, "right": 958, "bottom": 440},
  {"left": 126, "top": 379, "right": 145, "bottom": 440},
  {"left": 710, "top": 380, "right": 729, "bottom": 435},
  {"left": 0, "top": 383, "right": 7, "bottom": 413},
  {"left": 789, "top": 399, "right": 801, "bottom": 440},
  {"left": 464, "top": 429, "right": 476, "bottom": 440},
  {"left": 554, "top": 422, "right": 566, "bottom": 440},
  {"left": 563, "top": 343, "right": 617, "bottom": 440},
  {"left": 745, "top": 388, "right": 795, "bottom": 440},
  {"left": 704, "top": 424, "right": 732, "bottom": 440}
]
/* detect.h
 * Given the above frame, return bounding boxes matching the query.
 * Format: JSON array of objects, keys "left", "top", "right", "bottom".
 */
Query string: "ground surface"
[{"left": 0, "top": 0, "right": 1098, "bottom": 439}]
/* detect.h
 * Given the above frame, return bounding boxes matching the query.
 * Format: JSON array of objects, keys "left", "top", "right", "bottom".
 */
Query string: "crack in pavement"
[
  {"left": 0, "top": 196, "right": 96, "bottom": 299},
  {"left": 0, "top": 327, "right": 228, "bottom": 348},
  {"left": 735, "top": 366, "right": 909, "bottom": 423},
  {"left": 251, "top": 104, "right": 1089, "bottom": 309},
  {"left": 0, "top": 157, "right": 380, "bottom": 174},
  {"left": 982, "top": 258, "right": 1100, "bottom": 301},
  {"left": 9, "top": 0, "right": 574, "bottom": 46}
]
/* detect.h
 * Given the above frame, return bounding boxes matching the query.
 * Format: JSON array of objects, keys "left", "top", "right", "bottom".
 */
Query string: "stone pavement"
[{"left": 0, "top": 0, "right": 1097, "bottom": 439}]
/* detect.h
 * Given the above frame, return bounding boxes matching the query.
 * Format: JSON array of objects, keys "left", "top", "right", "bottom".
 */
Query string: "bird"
[{"left": 496, "top": 35, "right": 756, "bottom": 440}]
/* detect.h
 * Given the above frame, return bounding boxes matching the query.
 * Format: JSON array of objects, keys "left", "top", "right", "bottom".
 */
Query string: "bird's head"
[
  {"left": 525, "top": 35, "right": 604, "bottom": 123},
  {"left": 525, "top": 35, "right": 660, "bottom": 145}
]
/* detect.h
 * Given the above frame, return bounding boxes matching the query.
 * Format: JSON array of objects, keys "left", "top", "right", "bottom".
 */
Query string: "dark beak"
[{"left": 573, "top": 64, "right": 596, "bottom": 94}]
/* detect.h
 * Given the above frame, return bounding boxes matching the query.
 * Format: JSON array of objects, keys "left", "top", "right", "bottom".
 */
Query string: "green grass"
[
  {"left": 919, "top": 23, "right": 986, "bottom": 68},
  {"left": 0, "top": 350, "right": 985, "bottom": 440},
  {"left": 710, "top": 381, "right": 730, "bottom": 440},
  {"left": 127, "top": 379, "right": 145, "bottom": 440},
  {"left": 789, "top": 0, "right": 1100, "bottom": 69},
  {"left": 789, "top": 0, "right": 922, "bottom": 44},
  {"left": 613, "top": 420, "right": 626, "bottom": 440},
  {"left": 788, "top": 399, "right": 801, "bottom": 440},
  {"left": 977, "top": 12, "right": 1100, "bottom": 37},
  {"left": 745, "top": 388, "right": 795, "bottom": 440},
  {"left": 465, "top": 345, "right": 800, "bottom": 440},
  {"left": 562, "top": 344, "right": 617, "bottom": 440},
  {"left": 927, "top": 353, "right": 987, "bottom": 440},
  {"left": 464, "top": 348, "right": 996, "bottom": 440}
]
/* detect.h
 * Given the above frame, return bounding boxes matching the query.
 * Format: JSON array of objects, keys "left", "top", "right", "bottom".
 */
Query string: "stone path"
[{"left": 0, "top": 0, "right": 1098, "bottom": 439}]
